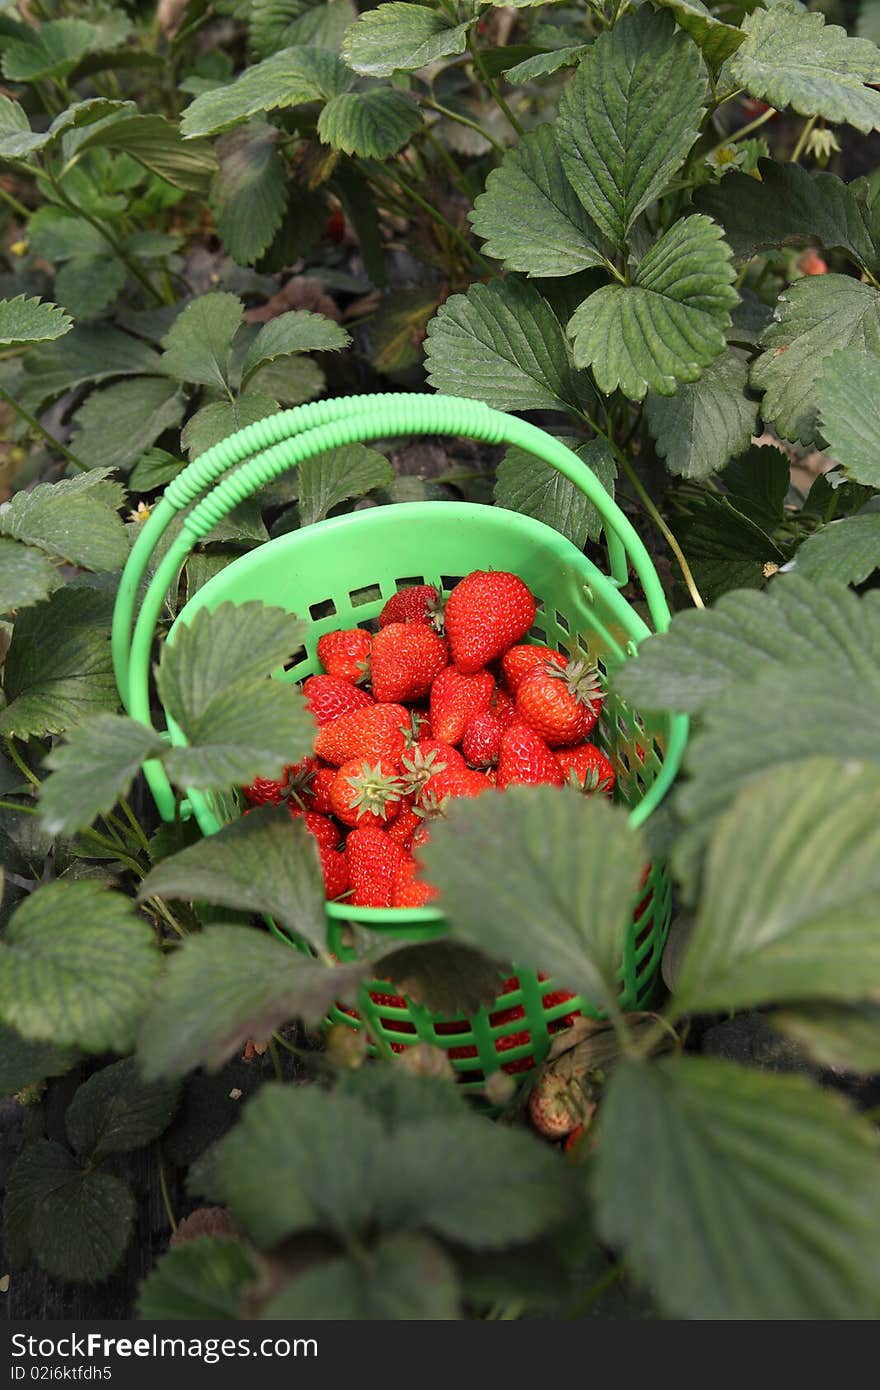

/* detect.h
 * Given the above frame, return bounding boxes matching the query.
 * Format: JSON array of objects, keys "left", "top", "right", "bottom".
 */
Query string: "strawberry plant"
[{"left": 0, "top": 0, "right": 879, "bottom": 1325}]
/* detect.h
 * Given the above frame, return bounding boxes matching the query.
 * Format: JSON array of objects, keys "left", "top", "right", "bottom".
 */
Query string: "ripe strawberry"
[
  {"left": 329, "top": 758, "right": 405, "bottom": 829},
  {"left": 289, "top": 807, "right": 341, "bottom": 852},
  {"left": 345, "top": 826, "right": 407, "bottom": 907},
  {"left": 314, "top": 703, "right": 409, "bottom": 766},
  {"left": 462, "top": 709, "right": 503, "bottom": 767},
  {"left": 317, "top": 628, "right": 372, "bottom": 684},
  {"left": 416, "top": 765, "right": 492, "bottom": 813},
  {"left": 319, "top": 844, "right": 349, "bottom": 900},
  {"left": 430, "top": 666, "right": 495, "bottom": 745},
  {"left": 401, "top": 742, "right": 465, "bottom": 796},
  {"left": 496, "top": 724, "right": 565, "bottom": 790},
  {"left": 799, "top": 249, "right": 827, "bottom": 276},
  {"left": 403, "top": 709, "right": 432, "bottom": 746},
  {"left": 515, "top": 658, "right": 602, "bottom": 747},
  {"left": 391, "top": 856, "right": 438, "bottom": 907},
  {"left": 325, "top": 208, "right": 346, "bottom": 244},
  {"left": 303, "top": 763, "right": 335, "bottom": 815},
  {"left": 303, "top": 674, "right": 373, "bottom": 725},
  {"left": 242, "top": 773, "right": 289, "bottom": 806},
  {"left": 501, "top": 643, "right": 567, "bottom": 693},
  {"left": 370, "top": 622, "right": 448, "bottom": 703},
  {"left": 542, "top": 986, "right": 581, "bottom": 1033},
  {"left": 379, "top": 584, "right": 440, "bottom": 628},
  {"left": 490, "top": 686, "right": 517, "bottom": 729},
  {"left": 556, "top": 742, "right": 616, "bottom": 796},
  {"left": 444, "top": 570, "right": 536, "bottom": 673},
  {"left": 387, "top": 798, "right": 422, "bottom": 848}
]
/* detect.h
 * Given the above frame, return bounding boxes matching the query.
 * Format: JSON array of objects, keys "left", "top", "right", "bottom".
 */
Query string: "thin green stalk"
[
  {"left": 565, "top": 1263, "right": 624, "bottom": 1319},
  {"left": 5, "top": 736, "right": 40, "bottom": 788},
  {"left": 468, "top": 33, "right": 524, "bottom": 138},
  {"left": 156, "top": 1143, "right": 177, "bottom": 1233},
  {"left": 268, "top": 1037, "right": 284, "bottom": 1083},
  {"left": 0, "top": 184, "right": 31, "bottom": 220},
  {"left": 706, "top": 104, "right": 776, "bottom": 160},
  {"left": 420, "top": 123, "right": 471, "bottom": 194},
  {"left": 0, "top": 797, "right": 38, "bottom": 815},
  {"left": 44, "top": 170, "right": 165, "bottom": 306},
  {"left": 0, "top": 381, "right": 90, "bottom": 473},
  {"left": 374, "top": 164, "right": 493, "bottom": 273},
  {"left": 790, "top": 114, "right": 817, "bottom": 164},
  {"left": 421, "top": 96, "right": 506, "bottom": 157},
  {"left": 146, "top": 896, "right": 187, "bottom": 938},
  {"left": 617, "top": 453, "right": 706, "bottom": 609},
  {"left": 119, "top": 797, "right": 153, "bottom": 857}
]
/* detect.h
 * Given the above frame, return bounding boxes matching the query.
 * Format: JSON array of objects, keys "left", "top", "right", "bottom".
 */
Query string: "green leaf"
[
  {"left": 653, "top": 0, "right": 744, "bottom": 68},
  {"left": 730, "top": 4, "right": 880, "bottom": 134},
  {"left": 318, "top": 88, "right": 422, "bottom": 159},
  {"left": 794, "top": 513, "right": 880, "bottom": 585},
  {"left": 265, "top": 1232, "right": 460, "bottom": 1319},
  {"left": 374, "top": 940, "right": 503, "bottom": 1016},
  {"left": 568, "top": 215, "right": 737, "bottom": 400},
  {"left": 816, "top": 346, "right": 880, "bottom": 487},
  {"left": 295, "top": 442, "right": 393, "bottom": 525},
  {"left": 503, "top": 46, "right": 588, "bottom": 82},
  {"left": 180, "top": 46, "right": 352, "bottom": 139},
  {"left": 161, "top": 292, "right": 244, "bottom": 392},
  {"left": 613, "top": 573, "right": 876, "bottom": 716},
  {"left": 211, "top": 122, "right": 287, "bottom": 266},
  {"left": 644, "top": 351, "right": 758, "bottom": 479},
  {"left": 138, "top": 925, "right": 368, "bottom": 1079},
  {"left": 556, "top": 8, "right": 706, "bottom": 248},
  {"left": 495, "top": 436, "right": 615, "bottom": 545},
  {"left": 0, "top": 92, "right": 43, "bottom": 157},
  {"left": 39, "top": 715, "right": 166, "bottom": 837},
  {"left": 419, "top": 787, "right": 644, "bottom": 1010},
  {"left": 19, "top": 326, "right": 163, "bottom": 415},
  {"left": 752, "top": 276, "right": 880, "bottom": 444},
  {"left": 139, "top": 807, "right": 326, "bottom": 948},
  {"left": 4, "top": 1140, "right": 135, "bottom": 1283},
  {"left": 772, "top": 1004, "right": 880, "bottom": 1075},
  {"left": 0, "top": 97, "right": 128, "bottom": 159},
  {"left": 368, "top": 288, "right": 440, "bottom": 374},
  {"left": 695, "top": 161, "right": 877, "bottom": 271},
  {"left": 0, "top": 587, "right": 118, "bottom": 739},
  {"left": 239, "top": 309, "right": 349, "bottom": 387},
  {"left": 74, "top": 111, "right": 217, "bottom": 195},
  {"left": 0, "top": 538, "right": 60, "bottom": 617},
  {"left": 342, "top": 3, "right": 470, "bottom": 76},
  {"left": 0, "top": 295, "right": 71, "bottom": 349},
  {"left": 594, "top": 1058, "right": 880, "bottom": 1319},
  {"left": 0, "top": 474, "right": 129, "bottom": 572},
  {"left": 2, "top": 18, "right": 96, "bottom": 83},
  {"left": 469, "top": 125, "right": 607, "bottom": 278},
  {"left": 139, "top": 1237, "right": 256, "bottom": 1319},
  {"left": 674, "top": 758, "right": 880, "bottom": 1015},
  {"left": 425, "top": 278, "right": 590, "bottom": 414},
  {"left": 66, "top": 1058, "right": 180, "bottom": 1159},
  {"left": 129, "top": 448, "right": 183, "bottom": 493},
  {"left": 72, "top": 376, "right": 186, "bottom": 472},
  {"left": 0, "top": 1024, "right": 76, "bottom": 1098},
  {"left": 181, "top": 393, "right": 279, "bottom": 460},
  {"left": 0, "top": 881, "right": 160, "bottom": 1052},
  {"left": 29, "top": 208, "right": 123, "bottom": 321}
]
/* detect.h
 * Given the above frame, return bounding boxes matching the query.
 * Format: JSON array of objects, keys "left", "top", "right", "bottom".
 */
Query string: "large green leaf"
[
  {"left": 794, "top": 513, "right": 880, "bottom": 585},
  {"left": 4, "top": 1140, "right": 135, "bottom": 1283},
  {"left": 318, "top": 88, "right": 422, "bottom": 159},
  {"left": 0, "top": 587, "right": 118, "bottom": 739},
  {"left": 138, "top": 925, "right": 368, "bottom": 1079},
  {"left": 816, "top": 347, "right": 880, "bottom": 488},
  {"left": 419, "top": 787, "right": 644, "bottom": 1010},
  {"left": 653, "top": 0, "right": 744, "bottom": 68},
  {"left": 0, "top": 96, "right": 124, "bottom": 160},
  {"left": 751, "top": 275, "right": 880, "bottom": 445},
  {"left": 28, "top": 209, "right": 123, "bottom": 321},
  {"left": 495, "top": 436, "right": 615, "bottom": 545},
  {"left": 2, "top": 18, "right": 96, "bottom": 83},
  {"left": 644, "top": 351, "right": 758, "bottom": 479},
  {"left": 180, "top": 47, "right": 352, "bottom": 139},
  {"left": 556, "top": 8, "right": 706, "bottom": 248},
  {"left": 0, "top": 474, "right": 129, "bottom": 572},
  {"left": 568, "top": 215, "right": 737, "bottom": 400},
  {"left": 695, "top": 161, "right": 877, "bottom": 272},
  {"left": 0, "top": 538, "right": 60, "bottom": 617},
  {"left": 469, "top": 125, "right": 607, "bottom": 278},
  {"left": 0, "top": 1024, "right": 76, "bottom": 1098},
  {"left": 265, "top": 1233, "right": 460, "bottom": 1319},
  {"left": 295, "top": 443, "right": 393, "bottom": 525},
  {"left": 19, "top": 326, "right": 162, "bottom": 415},
  {"left": 239, "top": 310, "right": 349, "bottom": 387},
  {"left": 0, "top": 295, "right": 71, "bottom": 349},
  {"left": 594, "top": 1058, "right": 880, "bottom": 1319},
  {"left": 772, "top": 1003, "right": 880, "bottom": 1075},
  {"left": 730, "top": 4, "right": 880, "bottom": 134},
  {"left": 39, "top": 715, "right": 166, "bottom": 837},
  {"left": 74, "top": 111, "right": 217, "bottom": 194},
  {"left": 139, "top": 1238, "right": 256, "bottom": 1320},
  {"left": 139, "top": 808, "right": 326, "bottom": 948},
  {"left": 72, "top": 376, "right": 186, "bottom": 472},
  {"left": 0, "top": 881, "right": 160, "bottom": 1052},
  {"left": 425, "top": 278, "right": 590, "bottom": 414},
  {"left": 160, "top": 292, "right": 243, "bottom": 391},
  {"left": 673, "top": 759, "right": 880, "bottom": 1015},
  {"left": 181, "top": 393, "right": 280, "bottom": 460},
  {"left": 211, "top": 122, "right": 287, "bottom": 266},
  {"left": 66, "top": 1058, "right": 180, "bottom": 1160},
  {"left": 342, "top": 3, "right": 470, "bottom": 76}
]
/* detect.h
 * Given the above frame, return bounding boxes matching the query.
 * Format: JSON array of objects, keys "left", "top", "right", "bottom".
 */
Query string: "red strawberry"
[
  {"left": 799, "top": 249, "right": 827, "bottom": 276},
  {"left": 325, "top": 208, "right": 346, "bottom": 244},
  {"left": 401, "top": 741, "right": 465, "bottom": 796},
  {"left": 304, "top": 763, "right": 335, "bottom": 815},
  {"left": 242, "top": 773, "right": 289, "bottom": 806},
  {"left": 444, "top": 570, "right": 536, "bottom": 673},
  {"left": 370, "top": 622, "right": 448, "bottom": 703},
  {"left": 556, "top": 742, "right": 616, "bottom": 796},
  {"left": 289, "top": 807, "right": 341, "bottom": 852},
  {"left": 387, "top": 798, "right": 422, "bottom": 848},
  {"left": 379, "top": 584, "right": 440, "bottom": 628},
  {"left": 430, "top": 666, "right": 495, "bottom": 745},
  {"left": 317, "top": 628, "right": 372, "bottom": 684},
  {"left": 303, "top": 674, "right": 374, "bottom": 725},
  {"left": 314, "top": 703, "right": 409, "bottom": 766},
  {"left": 496, "top": 724, "right": 565, "bottom": 790},
  {"left": 391, "top": 856, "right": 438, "bottom": 907},
  {"left": 501, "top": 643, "right": 567, "bottom": 693},
  {"left": 345, "top": 826, "right": 407, "bottom": 907},
  {"left": 416, "top": 765, "right": 492, "bottom": 813},
  {"left": 329, "top": 757, "right": 405, "bottom": 829},
  {"left": 490, "top": 686, "right": 517, "bottom": 729},
  {"left": 318, "top": 844, "right": 349, "bottom": 900},
  {"left": 515, "top": 658, "right": 602, "bottom": 747},
  {"left": 461, "top": 709, "right": 503, "bottom": 767},
  {"left": 542, "top": 986, "right": 581, "bottom": 1033},
  {"left": 402, "top": 709, "right": 432, "bottom": 746}
]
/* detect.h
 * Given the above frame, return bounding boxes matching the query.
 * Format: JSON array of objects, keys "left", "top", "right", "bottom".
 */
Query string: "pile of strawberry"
[{"left": 242, "top": 569, "right": 615, "bottom": 910}]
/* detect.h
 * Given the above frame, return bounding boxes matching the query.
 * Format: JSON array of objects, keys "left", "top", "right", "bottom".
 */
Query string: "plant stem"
[
  {"left": 0, "top": 381, "right": 90, "bottom": 473},
  {"left": 790, "top": 115, "right": 817, "bottom": 164},
  {"left": 146, "top": 896, "right": 187, "bottom": 938},
  {"left": 467, "top": 33, "right": 524, "bottom": 137},
  {"left": 119, "top": 796, "right": 153, "bottom": 857},
  {"left": 565, "top": 1262, "right": 624, "bottom": 1319},
  {"left": 5, "top": 736, "right": 40, "bottom": 788},
  {"left": 0, "top": 797, "right": 38, "bottom": 815},
  {"left": 420, "top": 122, "right": 471, "bottom": 193},
  {"left": 617, "top": 453, "right": 706, "bottom": 609},
  {"left": 0, "top": 184, "right": 31, "bottom": 220},
  {"left": 420, "top": 96, "right": 506, "bottom": 157},
  {"left": 44, "top": 171, "right": 165, "bottom": 306},
  {"left": 706, "top": 104, "right": 776, "bottom": 160},
  {"left": 156, "top": 1143, "right": 178, "bottom": 1233},
  {"left": 374, "top": 164, "right": 492, "bottom": 273},
  {"left": 268, "top": 1037, "right": 284, "bottom": 1082}
]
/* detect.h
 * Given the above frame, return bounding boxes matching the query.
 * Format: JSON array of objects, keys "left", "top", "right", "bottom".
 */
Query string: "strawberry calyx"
[
  {"left": 400, "top": 745, "right": 449, "bottom": 794},
  {"left": 426, "top": 587, "right": 447, "bottom": 634},
  {"left": 343, "top": 759, "right": 406, "bottom": 821},
  {"left": 545, "top": 657, "right": 602, "bottom": 709},
  {"left": 563, "top": 765, "right": 612, "bottom": 796}
]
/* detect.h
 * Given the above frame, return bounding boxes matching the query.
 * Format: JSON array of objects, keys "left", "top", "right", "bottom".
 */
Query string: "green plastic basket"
[{"left": 113, "top": 393, "right": 688, "bottom": 1087}]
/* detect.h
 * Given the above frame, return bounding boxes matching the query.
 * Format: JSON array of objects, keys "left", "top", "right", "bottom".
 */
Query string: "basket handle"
[{"left": 116, "top": 395, "right": 674, "bottom": 823}]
